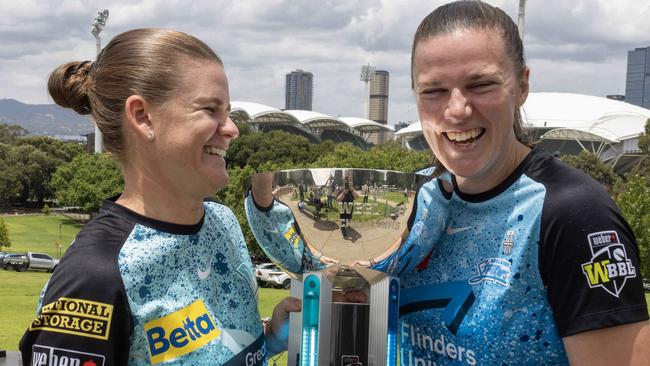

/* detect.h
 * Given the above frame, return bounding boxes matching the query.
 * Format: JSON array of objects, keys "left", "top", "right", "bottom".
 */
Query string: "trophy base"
[{"left": 330, "top": 302, "right": 369, "bottom": 366}]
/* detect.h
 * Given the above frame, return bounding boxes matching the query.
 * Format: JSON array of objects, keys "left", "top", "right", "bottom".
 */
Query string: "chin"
[
  {"left": 211, "top": 175, "right": 230, "bottom": 193},
  {"left": 443, "top": 160, "right": 483, "bottom": 179}
]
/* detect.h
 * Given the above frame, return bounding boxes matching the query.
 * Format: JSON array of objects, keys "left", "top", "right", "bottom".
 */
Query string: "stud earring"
[{"left": 145, "top": 131, "right": 154, "bottom": 141}]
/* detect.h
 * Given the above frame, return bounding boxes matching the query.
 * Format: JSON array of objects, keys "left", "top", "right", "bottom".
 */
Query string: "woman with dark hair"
[
  {"left": 19, "top": 28, "right": 299, "bottom": 365},
  {"left": 395, "top": 1, "right": 649, "bottom": 365}
]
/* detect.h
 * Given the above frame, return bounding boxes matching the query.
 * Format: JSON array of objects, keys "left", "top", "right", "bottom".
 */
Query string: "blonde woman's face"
[{"left": 148, "top": 61, "right": 239, "bottom": 199}]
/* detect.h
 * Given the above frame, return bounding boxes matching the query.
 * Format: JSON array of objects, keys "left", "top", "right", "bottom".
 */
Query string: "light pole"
[
  {"left": 360, "top": 63, "right": 375, "bottom": 120},
  {"left": 58, "top": 222, "right": 62, "bottom": 259},
  {"left": 518, "top": 0, "right": 527, "bottom": 43},
  {"left": 90, "top": 9, "right": 109, "bottom": 154}
]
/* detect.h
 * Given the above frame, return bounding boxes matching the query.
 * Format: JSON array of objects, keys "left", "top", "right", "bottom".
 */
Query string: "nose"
[
  {"left": 221, "top": 115, "right": 239, "bottom": 140},
  {"left": 444, "top": 88, "right": 472, "bottom": 121}
]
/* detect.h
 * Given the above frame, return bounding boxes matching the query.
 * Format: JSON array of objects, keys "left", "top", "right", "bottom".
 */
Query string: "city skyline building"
[
  {"left": 606, "top": 95, "right": 625, "bottom": 101},
  {"left": 394, "top": 121, "right": 411, "bottom": 132},
  {"left": 368, "top": 70, "right": 389, "bottom": 144},
  {"left": 285, "top": 69, "right": 313, "bottom": 111},
  {"left": 625, "top": 46, "right": 650, "bottom": 109}
]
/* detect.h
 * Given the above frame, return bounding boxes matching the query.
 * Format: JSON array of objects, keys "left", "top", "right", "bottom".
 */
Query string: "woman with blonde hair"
[{"left": 20, "top": 28, "right": 299, "bottom": 365}]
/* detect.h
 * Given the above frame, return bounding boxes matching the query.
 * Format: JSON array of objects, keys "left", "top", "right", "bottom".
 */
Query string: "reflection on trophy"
[{"left": 244, "top": 168, "right": 443, "bottom": 366}]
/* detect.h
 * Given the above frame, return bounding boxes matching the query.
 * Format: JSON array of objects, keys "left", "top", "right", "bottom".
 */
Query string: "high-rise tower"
[
  {"left": 625, "top": 47, "right": 650, "bottom": 109},
  {"left": 368, "top": 70, "right": 389, "bottom": 144},
  {"left": 285, "top": 69, "right": 313, "bottom": 110}
]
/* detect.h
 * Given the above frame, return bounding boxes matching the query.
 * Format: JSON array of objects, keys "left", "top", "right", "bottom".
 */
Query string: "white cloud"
[{"left": 0, "top": 0, "right": 648, "bottom": 124}]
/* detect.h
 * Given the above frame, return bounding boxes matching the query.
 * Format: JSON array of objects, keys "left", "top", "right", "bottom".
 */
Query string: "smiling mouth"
[
  {"left": 444, "top": 128, "right": 485, "bottom": 144},
  {"left": 203, "top": 146, "right": 227, "bottom": 157}
]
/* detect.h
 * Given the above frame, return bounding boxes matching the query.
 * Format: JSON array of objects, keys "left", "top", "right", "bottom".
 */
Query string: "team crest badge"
[{"left": 581, "top": 230, "right": 636, "bottom": 297}]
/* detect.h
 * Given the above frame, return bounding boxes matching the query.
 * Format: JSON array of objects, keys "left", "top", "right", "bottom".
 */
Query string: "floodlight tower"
[
  {"left": 360, "top": 63, "right": 375, "bottom": 120},
  {"left": 90, "top": 9, "right": 109, "bottom": 153},
  {"left": 518, "top": 0, "right": 527, "bottom": 43}
]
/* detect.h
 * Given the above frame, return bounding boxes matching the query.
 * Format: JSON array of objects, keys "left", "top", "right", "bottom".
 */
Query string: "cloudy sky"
[{"left": 0, "top": 0, "right": 648, "bottom": 124}]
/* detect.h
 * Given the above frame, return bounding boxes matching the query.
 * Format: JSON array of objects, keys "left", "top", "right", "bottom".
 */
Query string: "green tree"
[
  {"left": 0, "top": 123, "right": 28, "bottom": 144},
  {"left": 561, "top": 151, "right": 619, "bottom": 190},
  {"left": 314, "top": 141, "right": 431, "bottom": 172},
  {"left": 0, "top": 155, "right": 22, "bottom": 208},
  {"left": 615, "top": 174, "right": 650, "bottom": 280},
  {"left": 0, "top": 217, "right": 10, "bottom": 250},
  {"left": 6, "top": 144, "right": 60, "bottom": 205},
  {"left": 0, "top": 137, "right": 84, "bottom": 207},
  {"left": 636, "top": 118, "right": 650, "bottom": 155},
  {"left": 51, "top": 153, "right": 123, "bottom": 213},
  {"left": 227, "top": 130, "right": 317, "bottom": 170},
  {"left": 16, "top": 136, "right": 84, "bottom": 163}
]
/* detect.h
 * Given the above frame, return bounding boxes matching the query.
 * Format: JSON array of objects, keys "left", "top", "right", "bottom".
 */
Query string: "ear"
[
  {"left": 124, "top": 95, "right": 153, "bottom": 141},
  {"left": 517, "top": 66, "right": 530, "bottom": 107}
]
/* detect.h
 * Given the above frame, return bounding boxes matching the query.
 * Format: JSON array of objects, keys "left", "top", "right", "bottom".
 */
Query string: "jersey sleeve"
[
  {"left": 19, "top": 216, "right": 134, "bottom": 366},
  {"left": 244, "top": 190, "right": 327, "bottom": 274},
  {"left": 374, "top": 178, "right": 449, "bottom": 275},
  {"left": 538, "top": 164, "right": 649, "bottom": 337}
]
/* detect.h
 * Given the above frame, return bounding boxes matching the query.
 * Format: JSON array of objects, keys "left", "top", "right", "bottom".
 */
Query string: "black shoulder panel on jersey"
[
  {"left": 526, "top": 148, "right": 649, "bottom": 337},
  {"left": 20, "top": 202, "right": 135, "bottom": 365}
]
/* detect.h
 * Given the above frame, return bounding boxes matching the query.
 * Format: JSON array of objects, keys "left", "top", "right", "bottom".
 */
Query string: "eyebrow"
[
  {"left": 194, "top": 96, "right": 230, "bottom": 111},
  {"left": 417, "top": 71, "right": 503, "bottom": 89}
]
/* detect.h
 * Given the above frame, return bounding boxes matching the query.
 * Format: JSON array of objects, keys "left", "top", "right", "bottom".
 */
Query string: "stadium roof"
[
  {"left": 395, "top": 121, "right": 422, "bottom": 138},
  {"left": 231, "top": 101, "right": 281, "bottom": 119},
  {"left": 338, "top": 117, "right": 395, "bottom": 132},
  {"left": 283, "top": 110, "right": 349, "bottom": 130},
  {"left": 230, "top": 101, "right": 299, "bottom": 125},
  {"left": 229, "top": 102, "right": 394, "bottom": 139},
  {"left": 523, "top": 93, "right": 650, "bottom": 143}
]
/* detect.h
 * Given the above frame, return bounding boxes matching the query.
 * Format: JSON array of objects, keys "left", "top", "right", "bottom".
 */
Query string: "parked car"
[
  {"left": 255, "top": 263, "right": 291, "bottom": 289},
  {"left": 26, "top": 252, "right": 59, "bottom": 272},
  {"left": 0, "top": 251, "right": 6, "bottom": 263},
  {"left": 2, "top": 252, "right": 58, "bottom": 272},
  {"left": 643, "top": 281, "right": 650, "bottom": 293},
  {"left": 2, "top": 253, "right": 28, "bottom": 271}
]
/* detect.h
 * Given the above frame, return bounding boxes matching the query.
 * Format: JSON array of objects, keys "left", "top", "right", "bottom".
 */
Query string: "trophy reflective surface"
[{"left": 244, "top": 168, "right": 442, "bottom": 366}]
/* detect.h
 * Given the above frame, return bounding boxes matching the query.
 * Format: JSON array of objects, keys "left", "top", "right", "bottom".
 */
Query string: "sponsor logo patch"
[
  {"left": 581, "top": 230, "right": 637, "bottom": 297},
  {"left": 32, "top": 344, "right": 105, "bottom": 366},
  {"left": 29, "top": 297, "right": 113, "bottom": 340},
  {"left": 468, "top": 258, "right": 512, "bottom": 287},
  {"left": 144, "top": 299, "right": 220, "bottom": 364},
  {"left": 283, "top": 225, "right": 300, "bottom": 248}
]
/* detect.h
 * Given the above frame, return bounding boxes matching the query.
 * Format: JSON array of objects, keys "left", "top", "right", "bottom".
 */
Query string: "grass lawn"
[
  {"left": 1, "top": 214, "right": 83, "bottom": 258},
  {"left": 0, "top": 269, "right": 289, "bottom": 351}
]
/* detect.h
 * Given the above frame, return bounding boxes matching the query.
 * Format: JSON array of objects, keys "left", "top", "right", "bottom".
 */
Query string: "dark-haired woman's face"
[
  {"left": 413, "top": 28, "right": 529, "bottom": 193},
  {"left": 147, "top": 61, "right": 239, "bottom": 199}
]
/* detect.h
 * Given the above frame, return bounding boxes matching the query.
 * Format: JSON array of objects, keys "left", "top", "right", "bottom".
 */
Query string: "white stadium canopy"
[
  {"left": 229, "top": 102, "right": 387, "bottom": 148},
  {"left": 283, "top": 110, "right": 349, "bottom": 130},
  {"left": 338, "top": 117, "right": 395, "bottom": 133}
]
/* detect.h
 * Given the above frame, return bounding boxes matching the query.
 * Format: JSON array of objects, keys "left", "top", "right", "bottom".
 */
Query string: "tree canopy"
[
  {"left": 50, "top": 153, "right": 123, "bottom": 213},
  {"left": 0, "top": 217, "right": 10, "bottom": 249},
  {"left": 561, "top": 150, "right": 620, "bottom": 190},
  {"left": 0, "top": 123, "right": 28, "bottom": 144}
]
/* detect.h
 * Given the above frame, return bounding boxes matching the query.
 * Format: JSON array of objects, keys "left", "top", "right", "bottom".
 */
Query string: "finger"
[
  {"left": 345, "top": 291, "right": 368, "bottom": 303},
  {"left": 283, "top": 297, "right": 302, "bottom": 312}
]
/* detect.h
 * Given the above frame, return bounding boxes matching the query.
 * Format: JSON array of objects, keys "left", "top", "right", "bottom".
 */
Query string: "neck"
[
  {"left": 117, "top": 166, "right": 205, "bottom": 225},
  {"left": 455, "top": 142, "right": 531, "bottom": 194}
]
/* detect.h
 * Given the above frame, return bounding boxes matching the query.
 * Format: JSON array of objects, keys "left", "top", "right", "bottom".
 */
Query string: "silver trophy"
[{"left": 244, "top": 168, "right": 442, "bottom": 366}]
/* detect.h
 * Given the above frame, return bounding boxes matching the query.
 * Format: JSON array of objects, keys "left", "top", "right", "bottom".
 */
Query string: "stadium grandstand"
[
  {"left": 395, "top": 92, "right": 650, "bottom": 173},
  {"left": 230, "top": 102, "right": 393, "bottom": 149}
]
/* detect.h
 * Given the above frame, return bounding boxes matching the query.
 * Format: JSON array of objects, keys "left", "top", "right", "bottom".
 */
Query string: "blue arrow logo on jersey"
[{"left": 399, "top": 281, "right": 475, "bottom": 335}]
